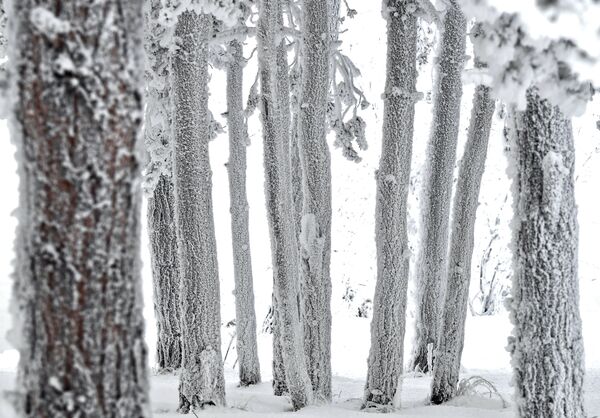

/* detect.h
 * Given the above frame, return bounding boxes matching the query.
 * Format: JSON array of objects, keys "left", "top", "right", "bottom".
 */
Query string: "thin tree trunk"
[
  {"left": 257, "top": 0, "right": 313, "bottom": 410},
  {"left": 431, "top": 72, "right": 495, "bottom": 404},
  {"left": 271, "top": 12, "right": 296, "bottom": 396},
  {"left": 363, "top": 0, "right": 418, "bottom": 410},
  {"left": 411, "top": 0, "right": 466, "bottom": 373},
  {"left": 271, "top": 294, "right": 288, "bottom": 396},
  {"left": 144, "top": 0, "right": 181, "bottom": 372},
  {"left": 226, "top": 38, "right": 261, "bottom": 387},
  {"left": 148, "top": 176, "right": 182, "bottom": 371},
  {"left": 509, "top": 88, "right": 586, "bottom": 418},
  {"left": 10, "top": 1, "right": 149, "bottom": 416},
  {"left": 298, "top": 0, "right": 332, "bottom": 402},
  {"left": 172, "top": 11, "right": 226, "bottom": 410}
]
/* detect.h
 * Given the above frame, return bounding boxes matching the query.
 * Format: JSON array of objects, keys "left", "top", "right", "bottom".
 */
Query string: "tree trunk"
[
  {"left": 508, "top": 88, "right": 586, "bottom": 418},
  {"left": 298, "top": 0, "right": 332, "bottom": 402},
  {"left": 10, "top": 1, "right": 149, "bottom": 416},
  {"left": 411, "top": 0, "right": 466, "bottom": 373},
  {"left": 172, "top": 11, "right": 226, "bottom": 410},
  {"left": 271, "top": 13, "right": 296, "bottom": 396},
  {"left": 226, "top": 38, "right": 261, "bottom": 387},
  {"left": 363, "top": 0, "right": 418, "bottom": 410},
  {"left": 431, "top": 75, "right": 495, "bottom": 404},
  {"left": 271, "top": 294, "right": 288, "bottom": 396},
  {"left": 257, "top": 0, "right": 313, "bottom": 410},
  {"left": 148, "top": 176, "right": 181, "bottom": 371},
  {"left": 144, "top": 0, "right": 181, "bottom": 372}
]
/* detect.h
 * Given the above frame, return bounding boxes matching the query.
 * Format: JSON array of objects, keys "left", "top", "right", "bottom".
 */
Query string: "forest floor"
[{"left": 1, "top": 367, "right": 600, "bottom": 417}]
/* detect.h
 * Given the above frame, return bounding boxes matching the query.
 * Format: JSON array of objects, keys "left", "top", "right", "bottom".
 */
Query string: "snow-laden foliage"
[
  {"left": 431, "top": 60, "right": 496, "bottom": 404},
  {"left": 363, "top": 0, "right": 418, "bottom": 410},
  {"left": 329, "top": 51, "right": 370, "bottom": 163},
  {"left": 411, "top": 0, "right": 467, "bottom": 374},
  {"left": 9, "top": 0, "right": 150, "bottom": 416},
  {"left": 157, "top": 0, "right": 244, "bottom": 27},
  {"left": 459, "top": 0, "right": 599, "bottom": 115},
  {"left": 507, "top": 88, "right": 586, "bottom": 417}
]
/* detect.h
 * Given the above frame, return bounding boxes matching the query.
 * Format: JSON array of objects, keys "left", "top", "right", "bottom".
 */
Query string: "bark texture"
[
  {"left": 10, "top": 0, "right": 150, "bottom": 416},
  {"left": 431, "top": 79, "right": 495, "bottom": 404},
  {"left": 271, "top": 9, "right": 297, "bottom": 397},
  {"left": 363, "top": 0, "right": 418, "bottom": 410},
  {"left": 298, "top": 0, "right": 332, "bottom": 402},
  {"left": 144, "top": 0, "right": 181, "bottom": 372},
  {"left": 411, "top": 0, "right": 467, "bottom": 373},
  {"left": 172, "top": 11, "right": 226, "bottom": 410},
  {"left": 226, "top": 38, "right": 261, "bottom": 387},
  {"left": 257, "top": 0, "right": 313, "bottom": 409},
  {"left": 148, "top": 176, "right": 181, "bottom": 371},
  {"left": 509, "top": 88, "right": 586, "bottom": 418}
]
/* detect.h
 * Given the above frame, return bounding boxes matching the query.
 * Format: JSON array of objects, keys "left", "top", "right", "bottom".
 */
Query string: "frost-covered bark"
[
  {"left": 271, "top": 294, "right": 288, "bottom": 396},
  {"left": 508, "top": 88, "right": 586, "bottom": 418},
  {"left": 363, "top": 0, "right": 418, "bottom": 410},
  {"left": 172, "top": 11, "right": 226, "bottom": 410},
  {"left": 411, "top": 0, "right": 466, "bottom": 373},
  {"left": 226, "top": 38, "right": 261, "bottom": 387},
  {"left": 257, "top": 0, "right": 313, "bottom": 409},
  {"left": 298, "top": 0, "right": 332, "bottom": 402},
  {"left": 144, "top": 0, "right": 182, "bottom": 373},
  {"left": 431, "top": 69, "right": 495, "bottom": 404},
  {"left": 148, "top": 177, "right": 182, "bottom": 371},
  {"left": 272, "top": 9, "right": 297, "bottom": 397},
  {"left": 9, "top": 1, "right": 150, "bottom": 416}
]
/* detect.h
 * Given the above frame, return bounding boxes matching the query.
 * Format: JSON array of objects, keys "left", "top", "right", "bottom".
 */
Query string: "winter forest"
[{"left": 0, "top": 0, "right": 599, "bottom": 417}]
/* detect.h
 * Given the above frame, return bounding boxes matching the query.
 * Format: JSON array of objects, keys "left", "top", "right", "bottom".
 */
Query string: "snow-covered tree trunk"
[
  {"left": 144, "top": 0, "right": 181, "bottom": 372},
  {"left": 411, "top": 0, "right": 466, "bottom": 373},
  {"left": 9, "top": 1, "right": 150, "bottom": 416},
  {"left": 363, "top": 0, "right": 418, "bottom": 410},
  {"left": 271, "top": 11, "right": 296, "bottom": 396},
  {"left": 226, "top": 38, "right": 261, "bottom": 387},
  {"left": 298, "top": 0, "right": 332, "bottom": 402},
  {"left": 508, "top": 88, "right": 586, "bottom": 418},
  {"left": 431, "top": 70, "right": 495, "bottom": 404},
  {"left": 257, "top": 0, "right": 313, "bottom": 409},
  {"left": 172, "top": 10, "right": 226, "bottom": 410},
  {"left": 148, "top": 176, "right": 181, "bottom": 371},
  {"left": 271, "top": 294, "right": 288, "bottom": 396}
]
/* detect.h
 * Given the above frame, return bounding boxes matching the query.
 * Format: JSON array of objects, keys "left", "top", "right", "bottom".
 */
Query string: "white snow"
[
  {"left": 1, "top": 1, "right": 600, "bottom": 417},
  {"left": 29, "top": 7, "right": 71, "bottom": 38}
]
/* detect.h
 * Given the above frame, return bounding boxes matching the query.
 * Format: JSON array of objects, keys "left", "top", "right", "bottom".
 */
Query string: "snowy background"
[{"left": 1, "top": 2, "right": 600, "bottom": 416}]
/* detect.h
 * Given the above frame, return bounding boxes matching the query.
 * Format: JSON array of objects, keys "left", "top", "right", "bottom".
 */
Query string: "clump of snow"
[
  {"left": 462, "top": 2, "right": 598, "bottom": 116},
  {"left": 300, "top": 214, "right": 317, "bottom": 254},
  {"left": 158, "top": 0, "right": 243, "bottom": 28},
  {"left": 29, "top": 7, "right": 71, "bottom": 38}
]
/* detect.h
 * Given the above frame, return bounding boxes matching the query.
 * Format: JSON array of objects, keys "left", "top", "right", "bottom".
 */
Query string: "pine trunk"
[
  {"left": 509, "top": 88, "right": 586, "bottom": 418},
  {"left": 411, "top": 0, "right": 466, "bottom": 373},
  {"left": 298, "top": 0, "right": 332, "bottom": 402},
  {"left": 257, "top": 0, "right": 313, "bottom": 409},
  {"left": 271, "top": 13, "right": 297, "bottom": 396},
  {"left": 431, "top": 79, "right": 495, "bottom": 404},
  {"left": 10, "top": 1, "right": 149, "bottom": 416},
  {"left": 172, "top": 11, "right": 226, "bottom": 410},
  {"left": 148, "top": 176, "right": 182, "bottom": 371},
  {"left": 144, "top": 0, "right": 181, "bottom": 372},
  {"left": 363, "top": 0, "right": 418, "bottom": 410},
  {"left": 226, "top": 38, "right": 261, "bottom": 387}
]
